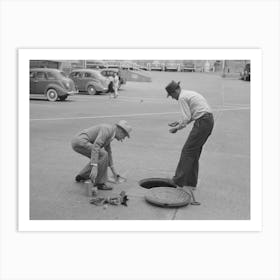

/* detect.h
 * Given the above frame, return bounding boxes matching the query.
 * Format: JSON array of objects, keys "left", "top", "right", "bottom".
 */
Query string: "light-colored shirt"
[
  {"left": 178, "top": 90, "right": 211, "bottom": 129},
  {"left": 113, "top": 75, "right": 119, "bottom": 87}
]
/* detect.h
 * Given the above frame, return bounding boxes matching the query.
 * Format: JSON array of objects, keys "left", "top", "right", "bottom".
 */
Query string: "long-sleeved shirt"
[
  {"left": 178, "top": 90, "right": 211, "bottom": 129},
  {"left": 79, "top": 124, "right": 116, "bottom": 166}
]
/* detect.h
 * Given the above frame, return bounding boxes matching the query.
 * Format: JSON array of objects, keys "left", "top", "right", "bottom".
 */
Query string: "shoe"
[
  {"left": 170, "top": 178, "right": 182, "bottom": 188},
  {"left": 75, "top": 175, "right": 88, "bottom": 182},
  {"left": 181, "top": 186, "right": 200, "bottom": 206},
  {"left": 95, "top": 183, "right": 113, "bottom": 190}
]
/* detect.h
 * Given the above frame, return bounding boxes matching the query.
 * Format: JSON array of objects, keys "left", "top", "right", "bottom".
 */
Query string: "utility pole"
[{"left": 222, "top": 60, "right": 226, "bottom": 77}]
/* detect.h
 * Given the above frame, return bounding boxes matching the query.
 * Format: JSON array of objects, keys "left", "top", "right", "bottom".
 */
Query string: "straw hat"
[{"left": 116, "top": 120, "right": 132, "bottom": 137}]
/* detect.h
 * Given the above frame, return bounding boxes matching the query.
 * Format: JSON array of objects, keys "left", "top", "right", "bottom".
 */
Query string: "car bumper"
[
  {"left": 96, "top": 86, "right": 109, "bottom": 93},
  {"left": 56, "top": 86, "right": 78, "bottom": 96},
  {"left": 66, "top": 90, "right": 78, "bottom": 95}
]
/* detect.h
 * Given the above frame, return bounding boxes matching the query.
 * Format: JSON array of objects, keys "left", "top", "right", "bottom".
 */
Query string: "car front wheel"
[
  {"left": 87, "top": 85, "right": 96, "bottom": 95},
  {"left": 46, "top": 89, "right": 58, "bottom": 102}
]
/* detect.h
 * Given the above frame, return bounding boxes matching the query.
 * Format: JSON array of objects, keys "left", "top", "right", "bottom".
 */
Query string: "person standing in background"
[{"left": 113, "top": 72, "right": 119, "bottom": 98}]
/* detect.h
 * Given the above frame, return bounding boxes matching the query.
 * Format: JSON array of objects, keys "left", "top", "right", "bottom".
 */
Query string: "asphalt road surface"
[{"left": 30, "top": 71, "right": 250, "bottom": 220}]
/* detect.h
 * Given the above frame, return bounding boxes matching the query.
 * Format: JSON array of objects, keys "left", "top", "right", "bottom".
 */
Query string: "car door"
[
  {"left": 83, "top": 72, "right": 94, "bottom": 90},
  {"left": 73, "top": 72, "right": 84, "bottom": 91},
  {"left": 30, "top": 71, "right": 37, "bottom": 94},
  {"left": 35, "top": 71, "right": 48, "bottom": 94}
]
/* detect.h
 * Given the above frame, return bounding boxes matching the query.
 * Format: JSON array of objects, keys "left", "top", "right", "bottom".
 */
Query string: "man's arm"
[
  {"left": 90, "top": 129, "right": 107, "bottom": 165},
  {"left": 90, "top": 129, "right": 112, "bottom": 183},
  {"left": 104, "top": 138, "right": 119, "bottom": 179},
  {"left": 169, "top": 99, "right": 192, "bottom": 133},
  {"left": 104, "top": 144, "right": 119, "bottom": 180},
  {"left": 104, "top": 143, "right": 113, "bottom": 167},
  {"left": 177, "top": 98, "right": 192, "bottom": 129}
]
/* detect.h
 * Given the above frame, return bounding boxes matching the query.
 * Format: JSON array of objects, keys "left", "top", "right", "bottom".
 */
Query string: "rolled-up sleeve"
[
  {"left": 104, "top": 144, "right": 113, "bottom": 167},
  {"left": 91, "top": 130, "right": 106, "bottom": 165},
  {"left": 178, "top": 98, "right": 191, "bottom": 129}
]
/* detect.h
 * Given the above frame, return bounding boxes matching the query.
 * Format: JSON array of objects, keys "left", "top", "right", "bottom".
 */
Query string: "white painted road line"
[
  {"left": 30, "top": 112, "right": 179, "bottom": 121},
  {"left": 30, "top": 106, "right": 250, "bottom": 121}
]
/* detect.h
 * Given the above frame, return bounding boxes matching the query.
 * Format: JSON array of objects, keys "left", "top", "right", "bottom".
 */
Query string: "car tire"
[
  {"left": 59, "top": 96, "right": 68, "bottom": 101},
  {"left": 46, "top": 89, "right": 58, "bottom": 102},
  {"left": 87, "top": 85, "right": 96, "bottom": 95}
]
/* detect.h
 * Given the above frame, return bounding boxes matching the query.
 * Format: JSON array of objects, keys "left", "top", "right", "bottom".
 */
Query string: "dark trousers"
[
  {"left": 173, "top": 113, "right": 214, "bottom": 187},
  {"left": 107, "top": 81, "right": 114, "bottom": 93}
]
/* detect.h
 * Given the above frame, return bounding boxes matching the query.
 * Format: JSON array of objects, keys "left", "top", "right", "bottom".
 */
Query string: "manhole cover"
[{"left": 145, "top": 187, "right": 191, "bottom": 208}]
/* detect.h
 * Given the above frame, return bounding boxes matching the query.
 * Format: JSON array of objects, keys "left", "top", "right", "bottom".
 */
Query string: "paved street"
[{"left": 30, "top": 71, "right": 250, "bottom": 220}]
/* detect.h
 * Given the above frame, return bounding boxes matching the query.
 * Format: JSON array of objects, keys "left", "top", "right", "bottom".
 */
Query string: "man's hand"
[
  {"left": 168, "top": 121, "right": 179, "bottom": 127},
  {"left": 169, "top": 127, "right": 178, "bottom": 134},
  {"left": 90, "top": 165, "right": 98, "bottom": 182},
  {"left": 110, "top": 166, "right": 119, "bottom": 180}
]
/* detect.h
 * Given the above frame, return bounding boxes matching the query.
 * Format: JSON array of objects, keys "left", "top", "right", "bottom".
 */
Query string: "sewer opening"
[{"left": 138, "top": 178, "right": 177, "bottom": 189}]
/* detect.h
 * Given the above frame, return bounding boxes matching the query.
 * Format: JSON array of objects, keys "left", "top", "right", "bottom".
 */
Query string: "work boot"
[
  {"left": 95, "top": 183, "right": 113, "bottom": 190},
  {"left": 181, "top": 186, "right": 200, "bottom": 206},
  {"left": 75, "top": 175, "right": 88, "bottom": 182}
]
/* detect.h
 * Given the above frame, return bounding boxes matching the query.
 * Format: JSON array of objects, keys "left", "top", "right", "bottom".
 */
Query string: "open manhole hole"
[{"left": 138, "top": 178, "right": 177, "bottom": 189}]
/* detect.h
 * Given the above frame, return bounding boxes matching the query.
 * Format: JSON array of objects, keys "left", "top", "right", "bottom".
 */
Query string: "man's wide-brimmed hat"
[
  {"left": 116, "top": 120, "right": 132, "bottom": 137},
  {"left": 165, "top": 80, "right": 180, "bottom": 96}
]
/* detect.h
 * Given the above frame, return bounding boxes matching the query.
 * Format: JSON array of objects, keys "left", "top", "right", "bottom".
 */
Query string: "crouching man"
[{"left": 71, "top": 120, "right": 132, "bottom": 194}]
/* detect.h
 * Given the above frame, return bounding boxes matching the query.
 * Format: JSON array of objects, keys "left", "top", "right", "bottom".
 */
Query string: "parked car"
[
  {"left": 30, "top": 68, "right": 77, "bottom": 101},
  {"left": 149, "top": 62, "right": 164, "bottom": 71},
  {"left": 99, "top": 68, "right": 127, "bottom": 89},
  {"left": 121, "top": 63, "right": 134, "bottom": 70},
  {"left": 165, "top": 63, "right": 179, "bottom": 72},
  {"left": 138, "top": 64, "right": 148, "bottom": 71},
  {"left": 240, "top": 63, "right": 250, "bottom": 81},
  {"left": 85, "top": 60, "right": 107, "bottom": 69},
  {"left": 181, "top": 62, "right": 196, "bottom": 72},
  {"left": 68, "top": 69, "right": 110, "bottom": 95},
  {"left": 106, "top": 62, "right": 121, "bottom": 69}
]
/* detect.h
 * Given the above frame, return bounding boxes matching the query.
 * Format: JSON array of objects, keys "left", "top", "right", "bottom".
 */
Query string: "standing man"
[
  {"left": 107, "top": 75, "right": 114, "bottom": 97},
  {"left": 165, "top": 81, "right": 214, "bottom": 202},
  {"left": 113, "top": 72, "right": 119, "bottom": 98},
  {"left": 71, "top": 120, "right": 132, "bottom": 195}
]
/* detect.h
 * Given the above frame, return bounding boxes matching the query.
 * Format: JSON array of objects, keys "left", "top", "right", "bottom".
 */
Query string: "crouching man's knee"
[
  {"left": 98, "top": 150, "right": 108, "bottom": 164},
  {"left": 71, "top": 137, "right": 80, "bottom": 152}
]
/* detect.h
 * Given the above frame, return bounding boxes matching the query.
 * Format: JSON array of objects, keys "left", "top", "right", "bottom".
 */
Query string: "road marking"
[
  {"left": 30, "top": 112, "right": 179, "bottom": 121},
  {"left": 30, "top": 107, "right": 249, "bottom": 121},
  {"left": 215, "top": 106, "right": 250, "bottom": 111},
  {"left": 223, "top": 103, "right": 250, "bottom": 107}
]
